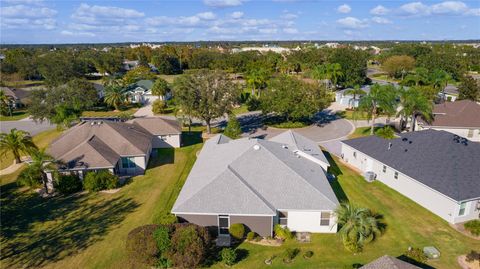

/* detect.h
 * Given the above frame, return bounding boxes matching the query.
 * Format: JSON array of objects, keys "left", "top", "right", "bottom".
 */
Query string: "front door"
[{"left": 218, "top": 215, "right": 229, "bottom": 235}]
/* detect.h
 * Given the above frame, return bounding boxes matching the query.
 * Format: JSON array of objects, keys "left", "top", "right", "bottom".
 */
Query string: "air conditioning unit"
[{"left": 364, "top": 171, "right": 376, "bottom": 182}]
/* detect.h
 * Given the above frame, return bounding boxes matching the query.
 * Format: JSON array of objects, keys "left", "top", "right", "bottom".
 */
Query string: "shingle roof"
[
  {"left": 418, "top": 100, "right": 480, "bottom": 128},
  {"left": 342, "top": 129, "right": 480, "bottom": 201},
  {"left": 361, "top": 255, "right": 420, "bottom": 269},
  {"left": 48, "top": 121, "right": 153, "bottom": 169},
  {"left": 172, "top": 131, "right": 339, "bottom": 215},
  {"left": 131, "top": 117, "right": 182, "bottom": 135}
]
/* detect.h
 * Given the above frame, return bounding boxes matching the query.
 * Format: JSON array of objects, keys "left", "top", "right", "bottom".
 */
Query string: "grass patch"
[
  {"left": 81, "top": 106, "right": 139, "bottom": 118},
  {"left": 347, "top": 127, "right": 386, "bottom": 139},
  {"left": 336, "top": 110, "right": 372, "bottom": 121},
  {"left": 370, "top": 73, "right": 400, "bottom": 83},
  {"left": 270, "top": 121, "right": 309, "bottom": 129},
  {"left": 0, "top": 133, "right": 204, "bottom": 269},
  {"left": 0, "top": 109, "right": 29, "bottom": 121},
  {"left": 0, "top": 129, "right": 62, "bottom": 170},
  {"left": 157, "top": 74, "right": 182, "bottom": 84},
  {"left": 232, "top": 104, "right": 249, "bottom": 115}
]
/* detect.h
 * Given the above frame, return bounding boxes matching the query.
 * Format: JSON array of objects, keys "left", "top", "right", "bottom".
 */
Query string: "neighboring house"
[
  {"left": 439, "top": 84, "right": 459, "bottom": 102},
  {"left": 93, "top": 83, "right": 105, "bottom": 99},
  {"left": 172, "top": 130, "right": 339, "bottom": 237},
  {"left": 47, "top": 117, "right": 182, "bottom": 183},
  {"left": 126, "top": 80, "right": 170, "bottom": 105},
  {"left": 416, "top": 100, "right": 480, "bottom": 142},
  {"left": 341, "top": 129, "right": 480, "bottom": 224},
  {"left": 361, "top": 255, "right": 420, "bottom": 269},
  {"left": 123, "top": 60, "right": 139, "bottom": 71},
  {"left": 335, "top": 86, "right": 370, "bottom": 108},
  {"left": 0, "top": 87, "right": 30, "bottom": 108}
]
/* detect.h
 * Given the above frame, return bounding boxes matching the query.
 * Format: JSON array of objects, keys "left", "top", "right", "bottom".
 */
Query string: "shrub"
[
  {"left": 282, "top": 248, "right": 299, "bottom": 263},
  {"left": 271, "top": 121, "right": 309, "bottom": 129},
  {"left": 343, "top": 238, "right": 362, "bottom": 253},
  {"left": 246, "top": 231, "right": 256, "bottom": 241},
  {"left": 274, "top": 224, "right": 293, "bottom": 240},
  {"left": 152, "top": 99, "right": 167, "bottom": 114},
  {"left": 154, "top": 226, "right": 172, "bottom": 253},
  {"left": 229, "top": 223, "right": 245, "bottom": 240},
  {"left": 304, "top": 250, "right": 314, "bottom": 259},
  {"left": 223, "top": 115, "right": 242, "bottom": 139},
  {"left": 246, "top": 96, "right": 261, "bottom": 111},
  {"left": 404, "top": 247, "right": 428, "bottom": 264},
  {"left": 466, "top": 250, "right": 480, "bottom": 263},
  {"left": 464, "top": 220, "right": 480, "bottom": 236},
  {"left": 83, "top": 170, "right": 118, "bottom": 192},
  {"left": 221, "top": 248, "right": 237, "bottom": 266},
  {"left": 375, "top": 126, "right": 395, "bottom": 139},
  {"left": 126, "top": 224, "right": 160, "bottom": 266},
  {"left": 156, "top": 213, "right": 178, "bottom": 225},
  {"left": 17, "top": 167, "right": 42, "bottom": 189},
  {"left": 168, "top": 224, "right": 211, "bottom": 268},
  {"left": 55, "top": 174, "right": 82, "bottom": 194}
]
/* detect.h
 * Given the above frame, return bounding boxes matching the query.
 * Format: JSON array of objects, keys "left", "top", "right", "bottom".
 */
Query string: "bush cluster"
[
  {"left": 152, "top": 99, "right": 168, "bottom": 114},
  {"left": 246, "top": 231, "right": 256, "bottom": 241},
  {"left": 274, "top": 224, "right": 293, "bottom": 240},
  {"left": 126, "top": 224, "right": 160, "bottom": 266},
  {"left": 55, "top": 174, "right": 82, "bottom": 194},
  {"left": 404, "top": 247, "right": 428, "bottom": 264},
  {"left": 282, "top": 248, "right": 299, "bottom": 263},
  {"left": 464, "top": 220, "right": 480, "bottom": 236},
  {"left": 229, "top": 223, "right": 245, "bottom": 240},
  {"left": 221, "top": 248, "right": 237, "bottom": 266},
  {"left": 83, "top": 170, "right": 118, "bottom": 192}
]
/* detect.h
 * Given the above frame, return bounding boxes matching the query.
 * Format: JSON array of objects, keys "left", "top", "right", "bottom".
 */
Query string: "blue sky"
[{"left": 1, "top": 0, "right": 479, "bottom": 43}]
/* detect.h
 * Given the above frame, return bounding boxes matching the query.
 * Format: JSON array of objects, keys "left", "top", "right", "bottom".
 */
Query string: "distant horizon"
[{"left": 1, "top": 0, "right": 479, "bottom": 44}]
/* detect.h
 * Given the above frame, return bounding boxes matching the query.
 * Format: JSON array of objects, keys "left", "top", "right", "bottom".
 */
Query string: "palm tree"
[
  {"left": 328, "top": 63, "right": 343, "bottom": 90},
  {"left": 335, "top": 202, "right": 383, "bottom": 253},
  {"left": 104, "top": 85, "right": 126, "bottom": 111},
  {"left": 311, "top": 64, "right": 328, "bottom": 88},
  {"left": 0, "top": 90, "right": 13, "bottom": 116},
  {"left": 152, "top": 78, "right": 170, "bottom": 99},
  {"left": 401, "top": 67, "right": 429, "bottom": 86},
  {"left": 245, "top": 67, "right": 269, "bottom": 97},
  {"left": 345, "top": 85, "right": 366, "bottom": 110},
  {"left": 429, "top": 69, "right": 451, "bottom": 101},
  {"left": 397, "top": 87, "right": 433, "bottom": 132},
  {"left": 0, "top": 128, "right": 37, "bottom": 164},
  {"left": 19, "top": 149, "right": 57, "bottom": 194},
  {"left": 358, "top": 84, "right": 397, "bottom": 135}
]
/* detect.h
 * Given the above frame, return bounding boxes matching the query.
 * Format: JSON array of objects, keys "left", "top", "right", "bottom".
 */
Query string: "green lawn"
[
  {"left": 370, "top": 73, "right": 400, "bottom": 83},
  {"left": 232, "top": 104, "right": 249, "bottom": 115},
  {"left": 157, "top": 74, "right": 182, "bottom": 84},
  {"left": 81, "top": 106, "right": 139, "bottom": 118},
  {"left": 0, "top": 109, "right": 29, "bottom": 121},
  {"left": 210, "top": 155, "right": 480, "bottom": 269},
  {"left": 0, "top": 129, "right": 62, "bottom": 170},
  {"left": 336, "top": 110, "right": 372, "bottom": 121},
  {"left": 0, "top": 133, "right": 203, "bottom": 269}
]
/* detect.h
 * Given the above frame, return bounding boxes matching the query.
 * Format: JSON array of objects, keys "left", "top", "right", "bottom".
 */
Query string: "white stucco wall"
[
  {"left": 152, "top": 134, "right": 181, "bottom": 148},
  {"left": 286, "top": 210, "right": 337, "bottom": 233},
  {"left": 341, "top": 143, "right": 479, "bottom": 224},
  {"left": 454, "top": 199, "right": 480, "bottom": 223},
  {"left": 118, "top": 155, "right": 147, "bottom": 175},
  {"left": 416, "top": 125, "right": 480, "bottom": 142}
]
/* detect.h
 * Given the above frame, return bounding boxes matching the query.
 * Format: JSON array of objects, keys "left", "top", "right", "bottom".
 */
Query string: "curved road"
[{"left": 0, "top": 118, "right": 55, "bottom": 136}]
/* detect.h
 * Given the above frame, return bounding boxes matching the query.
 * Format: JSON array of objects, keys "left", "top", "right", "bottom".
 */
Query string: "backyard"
[{"left": 0, "top": 133, "right": 478, "bottom": 268}]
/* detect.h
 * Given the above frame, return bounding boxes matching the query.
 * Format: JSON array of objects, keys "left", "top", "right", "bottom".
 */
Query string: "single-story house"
[
  {"left": 439, "top": 85, "right": 459, "bottom": 102},
  {"left": 0, "top": 87, "right": 30, "bottom": 108},
  {"left": 172, "top": 130, "right": 339, "bottom": 237},
  {"left": 335, "top": 86, "right": 371, "bottom": 108},
  {"left": 47, "top": 117, "right": 182, "bottom": 185},
  {"left": 126, "top": 80, "right": 171, "bottom": 105},
  {"left": 416, "top": 100, "right": 480, "bottom": 142},
  {"left": 341, "top": 129, "right": 480, "bottom": 224},
  {"left": 361, "top": 255, "right": 420, "bottom": 269},
  {"left": 123, "top": 60, "right": 139, "bottom": 71}
]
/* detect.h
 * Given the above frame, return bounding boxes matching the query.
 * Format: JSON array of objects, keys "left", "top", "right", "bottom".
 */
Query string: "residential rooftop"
[{"left": 418, "top": 100, "right": 480, "bottom": 128}]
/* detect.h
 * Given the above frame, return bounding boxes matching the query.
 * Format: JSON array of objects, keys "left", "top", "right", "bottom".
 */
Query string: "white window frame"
[
  {"left": 278, "top": 211, "right": 288, "bottom": 226},
  {"left": 467, "top": 129, "right": 474, "bottom": 138},
  {"left": 353, "top": 151, "right": 357, "bottom": 158},
  {"left": 459, "top": 202, "right": 468, "bottom": 216},
  {"left": 320, "top": 211, "right": 331, "bottom": 226},
  {"left": 121, "top": 157, "right": 136, "bottom": 169},
  {"left": 382, "top": 165, "right": 387, "bottom": 173},
  {"left": 218, "top": 215, "right": 230, "bottom": 235},
  {"left": 394, "top": 171, "right": 399, "bottom": 179}
]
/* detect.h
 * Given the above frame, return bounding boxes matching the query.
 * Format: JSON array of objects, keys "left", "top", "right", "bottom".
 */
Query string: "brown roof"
[
  {"left": 361, "top": 255, "right": 420, "bottom": 269},
  {"left": 131, "top": 117, "right": 182, "bottom": 135},
  {"left": 48, "top": 121, "right": 153, "bottom": 169},
  {"left": 419, "top": 100, "right": 480, "bottom": 128}
]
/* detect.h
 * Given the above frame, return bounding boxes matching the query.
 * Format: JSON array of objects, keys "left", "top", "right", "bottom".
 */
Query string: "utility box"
[{"left": 423, "top": 246, "right": 440, "bottom": 259}]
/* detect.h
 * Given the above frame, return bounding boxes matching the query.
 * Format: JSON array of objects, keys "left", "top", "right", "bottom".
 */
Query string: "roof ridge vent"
[
  {"left": 253, "top": 144, "right": 260, "bottom": 151},
  {"left": 388, "top": 142, "right": 392, "bottom": 150}
]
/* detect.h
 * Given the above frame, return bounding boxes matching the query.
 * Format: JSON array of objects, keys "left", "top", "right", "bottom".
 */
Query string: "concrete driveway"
[{"left": 0, "top": 118, "right": 55, "bottom": 136}]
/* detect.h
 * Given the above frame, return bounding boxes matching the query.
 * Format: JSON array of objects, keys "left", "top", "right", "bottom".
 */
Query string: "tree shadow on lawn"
[{"left": 0, "top": 185, "right": 138, "bottom": 268}]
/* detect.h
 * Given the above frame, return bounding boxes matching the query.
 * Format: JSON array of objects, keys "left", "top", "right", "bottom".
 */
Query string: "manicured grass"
[
  {"left": 336, "top": 110, "right": 372, "bottom": 121},
  {"left": 81, "top": 106, "right": 139, "bottom": 118},
  {"left": 2, "top": 80, "right": 44, "bottom": 88},
  {"left": 0, "top": 133, "right": 203, "bottom": 269},
  {"left": 0, "top": 129, "right": 62, "bottom": 170},
  {"left": 347, "top": 127, "right": 386, "bottom": 139},
  {"left": 210, "top": 155, "right": 480, "bottom": 269},
  {"left": 232, "top": 104, "right": 249, "bottom": 115},
  {"left": 0, "top": 109, "right": 29, "bottom": 121},
  {"left": 157, "top": 74, "right": 182, "bottom": 84},
  {"left": 370, "top": 73, "right": 400, "bottom": 83}
]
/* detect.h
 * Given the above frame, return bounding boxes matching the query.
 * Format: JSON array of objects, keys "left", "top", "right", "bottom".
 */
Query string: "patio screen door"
[{"left": 218, "top": 215, "right": 229, "bottom": 235}]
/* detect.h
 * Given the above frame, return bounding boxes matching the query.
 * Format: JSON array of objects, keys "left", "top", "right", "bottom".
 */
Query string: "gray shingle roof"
[
  {"left": 172, "top": 131, "right": 339, "bottom": 215},
  {"left": 131, "top": 117, "right": 182, "bottom": 135},
  {"left": 342, "top": 129, "right": 480, "bottom": 201},
  {"left": 361, "top": 255, "right": 420, "bottom": 269}
]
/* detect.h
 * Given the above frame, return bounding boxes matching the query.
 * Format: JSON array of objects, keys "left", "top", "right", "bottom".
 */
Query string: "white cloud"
[
  {"left": 336, "top": 17, "right": 368, "bottom": 29},
  {"left": 370, "top": 5, "right": 389, "bottom": 15},
  {"left": 337, "top": 4, "right": 351, "bottom": 14},
  {"left": 230, "top": 11, "right": 244, "bottom": 19},
  {"left": 1, "top": 4, "right": 57, "bottom": 18},
  {"left": 399, "top": 2, "right": 430, "bottom": 16},
  {"left": 466, "top": 8, "right": 480, "bottom": 16},
  {"left": 371, "top": 16, "right": 392, "bottom": 24},
  {"left": 3, "top": 0, "right": 44, "bottom": 4},
  {"left": 430, "top": 1, "right": 468, "bottom": 15},
  {"left": 203, "top": 0, "right": 243, "bottom": 7},
  {"left": 281, "top": 12, "right": 298, "bottom": 19},
  {"left": 72, "top": 3, "right": 144, "bottom": 25},
  {"left": 196, "top": 12, "right": 216, "bottom": 20},
  {"left": 397, "top": 1, "right": 479, "bottom": 16},
  {"left": 61, "top": 30, "right": 95, "bottom": 37},
  {"left": 283, "top": 27, "right": 298, "bottom": 34},
  {"left": 259, "top": 28, "right": 278, "bottom": 34},
  {"left": 1, "top": 17, "right": 55, "bottom": 29}
]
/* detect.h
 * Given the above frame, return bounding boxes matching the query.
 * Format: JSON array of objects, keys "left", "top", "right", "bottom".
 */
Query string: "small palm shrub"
[
  {"left": 156, "top": 213, "right": 178, "bottom": 225},
  {"left": 404, "top": 247, "right": 428, "bottom": 264},
  {"left": 55, "top": 174, "right": 82, "bottom": 194},
  {"left": 282, "top": 248, "right": 299, "bottom": 263},
  {"left": 303, "top": 250, "right": 314, "bottom": 259},
  {"left": 246, "top": 96, "right": 261, "bottom": 111},
  {"left": 83, "top": 170, "right": 118, "bottom": 192},
  {"left": 464, "top": 220, "right": 480, "bottom": 236},
  {"left": 246, "top": 231, "right": 256, "bottom": 241},
  {"left": 466, "top": 250, "right": 480, "bottom": 263},
  {"left": 152, "top": 99, "right": 167, "bottom": 114},
  {"left": 375, "top": 126, "right": 395, "bottom": 139},
  {"left": 221, "top": 248, "right": 237, "bottom": 266},
  {"left": 274, "top": 224, "right": 293, "bottom": 240},
  {"left": 229, "top": 223, "right": 245, "bottom": 240}
]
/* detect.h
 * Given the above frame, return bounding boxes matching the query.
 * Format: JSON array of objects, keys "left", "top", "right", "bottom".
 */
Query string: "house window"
[
  {"left": 459, "top": 202, "right": 468, "bottom": 216},
  {"left": 467, "top": 129, "right": 474, "bottom": 138},
  {"left": 121, "top": 157, "right": 136, "bottom": 168},
  {"left": 394, "top": 171, "right": 398, "bottom": 179},
  {"left": 279, "top": 211, "right": 288, "bottom": 225},
  {"left": 382, "top": 165, "right": 387, "bottom": 173},
  {"left": 353, "top": 152, "right": 357, "bottom": 158},
  {"left": 218, "top": 215, "right": 229, "bottom": 235},
  {"left": 320, "top": 212, "right": 330, "bottom": 226}
]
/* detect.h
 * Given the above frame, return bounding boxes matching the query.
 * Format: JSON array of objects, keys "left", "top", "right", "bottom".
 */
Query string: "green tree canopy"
[
  {"left": 382, "top": 55, "right": 415, "bottom": 79},
  {"left": 329, "top": 48, "right": 368, "bottom": 87},
  {"left": 223, "top": 114, "right": 242, "bottom": 139},
  {"left": 151, "top": 78, "right": 170, "bottom": 98},
  {"left": 358, "top": 83, "right": 397, "bottom": 134},
  {"left": 397, "top": 87, "right": 433, "bottom": 132},
  {"left": 0, "top": 128, "right": 37, "bottom": 164},
  {"left": 458, "top": 75, "right": 480, "bottom": 102}
]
